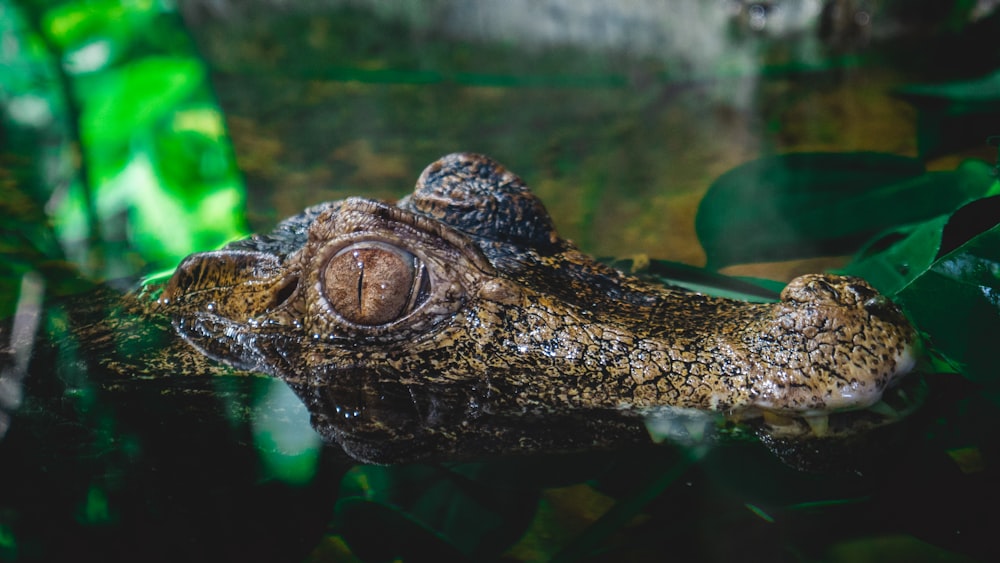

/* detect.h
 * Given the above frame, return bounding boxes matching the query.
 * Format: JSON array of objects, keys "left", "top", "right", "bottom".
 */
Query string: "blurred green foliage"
[
  {"left": 3, "top": 0, "right": 247, "bottom": 282},
  {"left": 336, "top": 463, "right": 542, "bottom": 561},
  {"left": 696, "top": 154, "right": 995, "bottom": 269},
  {"left": 899, "top": 69, "right": 1000, "bottom": 159}
]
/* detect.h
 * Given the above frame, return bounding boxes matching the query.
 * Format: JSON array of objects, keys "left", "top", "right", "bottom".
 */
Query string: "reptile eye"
[{"left": 321, "top": 241, "right": 431, "bottom": 326}]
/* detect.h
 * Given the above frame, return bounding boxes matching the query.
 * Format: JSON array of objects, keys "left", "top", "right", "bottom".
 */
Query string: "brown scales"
[{"left": 158, "top": 153, "right": 917, "bottom": 423}]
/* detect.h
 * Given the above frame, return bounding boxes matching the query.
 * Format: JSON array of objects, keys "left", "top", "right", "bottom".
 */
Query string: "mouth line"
[
  {"left": 736, "top": 373, "right": 928, "bottom": 440},
  {"left": 642, "top": 373, "right": 927, "bottom": 444}
]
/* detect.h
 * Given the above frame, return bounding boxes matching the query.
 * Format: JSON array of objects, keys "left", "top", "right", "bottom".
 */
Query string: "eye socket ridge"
[{"left": 320, "top": 240, "right": 432, "bottom": 326}]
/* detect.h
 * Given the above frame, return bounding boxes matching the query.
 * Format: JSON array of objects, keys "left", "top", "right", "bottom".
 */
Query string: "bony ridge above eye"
[{"left": 320, "top": 240, "right": 431, "bottom": 326}]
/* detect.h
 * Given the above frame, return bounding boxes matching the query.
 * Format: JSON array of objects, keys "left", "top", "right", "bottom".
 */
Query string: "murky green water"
[{"left": 196, "top": 7, "right": 939, "bottom": 269}]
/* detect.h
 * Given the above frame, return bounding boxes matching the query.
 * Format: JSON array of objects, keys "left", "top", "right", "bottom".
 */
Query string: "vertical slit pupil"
[
  {"left": 355, "top": 252, "right": 365, "bottom": 309},
  {"left": 323, "top": 242, "right": 429, "bottom": 326}
]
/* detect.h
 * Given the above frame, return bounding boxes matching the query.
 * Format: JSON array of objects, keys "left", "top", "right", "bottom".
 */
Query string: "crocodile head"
[{"left": 157, "top": 153, "right": 919, "bottom": 463}]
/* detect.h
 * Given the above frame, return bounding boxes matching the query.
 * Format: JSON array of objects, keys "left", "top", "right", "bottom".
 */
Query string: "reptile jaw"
[
  {"left": 642, "top": 367, "right": 926, "bottom": 445},
  {"left": 750, "top": 371, "right": 926, "bottom": 441}
]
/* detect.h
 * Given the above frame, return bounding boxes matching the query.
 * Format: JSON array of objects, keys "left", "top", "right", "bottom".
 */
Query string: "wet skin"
[{"left": 156, "top": 153, "right": 918, "bottom": 462}]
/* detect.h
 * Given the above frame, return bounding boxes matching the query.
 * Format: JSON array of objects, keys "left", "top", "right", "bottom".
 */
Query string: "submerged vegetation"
[{"left": 1, "top": 1, "right": 999, "bottom": 561}]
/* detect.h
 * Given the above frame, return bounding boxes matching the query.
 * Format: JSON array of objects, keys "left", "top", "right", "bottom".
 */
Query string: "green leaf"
[
  {"left": 41, "top": 0, "right": 165, "bottom": 76},
  {"left": 43, "top": 0, "right": 135, "bottom": 49},
  {"left": 127, "top": 171, "right": 247, "bottom": 267},
  {"left": 840, "top": 217, "right": 949, "bottom": 295},
  {"left": 988, "top": 178, "right": 1000, "bottom": 197},
  {"left": 898, "top": 68, "right": 1000, "bottom": 105},
  {"left": 843, "top": 194, "right": 1000, "bottom": 294},
  {"left": 697, "top": 154, "right": 993, "bottom": 269},
  {"left": 77, "top": 57, "right": 204, "bottom": 146},
  {"left": 152, "top": 109, "right": 241, "bottom": 204},
  {"left": 336, "top": 464, "right": 538, "bottom": 560},
  {"left": 894, "top": 214, "right": 1000, "bottom": 385},
  {"left": 841, "top": 192, "right": 999, "bottom": 384}
]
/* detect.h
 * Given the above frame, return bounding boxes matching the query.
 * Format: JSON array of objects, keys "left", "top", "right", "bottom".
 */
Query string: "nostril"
[
  {"left": 863, "top": 295, "right": 905, "bottom": 323},
  {"left": 847, "top": 282, "right": 877, "bottom": 303},
  {"left": 266, "top": 275, "right": 299, "bottom": 312},
  {"left": 807, "top": 278, "right": 840, "bottom": 301},
  {"left": 863, "top": 296, "right": 884, "bottom": 311}
]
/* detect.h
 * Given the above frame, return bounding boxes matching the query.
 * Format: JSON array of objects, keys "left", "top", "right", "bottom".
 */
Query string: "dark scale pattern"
[
  {"left": 400, "top": 152, "right": 559, "bottom": 250},
  {"left": 227, "top": 201, "right": 342, "bottom": 259},
  {"left": 156, "top": 153, "right": 919, "bottom": 461}
]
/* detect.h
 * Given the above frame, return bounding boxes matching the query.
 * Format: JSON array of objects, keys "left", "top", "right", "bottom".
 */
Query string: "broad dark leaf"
[
  {"left": 336, "top": 464, "right": 539, "bottom": 560},
  {"left": 894, "top": 219, "right": 1000, "bottom": 386},
  {"left": 898, "top": 68, "right": 1000, "bottom": 104},
  {"left": 840, "top": 216, "right": 949, "bottom": 295},
  {"left": 696, "top": 154, "right": 992, "bottom": 269},
  {"left": 842, "top": 196, "right": 1000, "bottom": 296}
]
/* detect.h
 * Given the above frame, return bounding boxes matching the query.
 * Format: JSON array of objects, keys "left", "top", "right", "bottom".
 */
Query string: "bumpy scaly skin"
[{"left": 158, "top": 153, "right": 916, "bottom": 423}]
